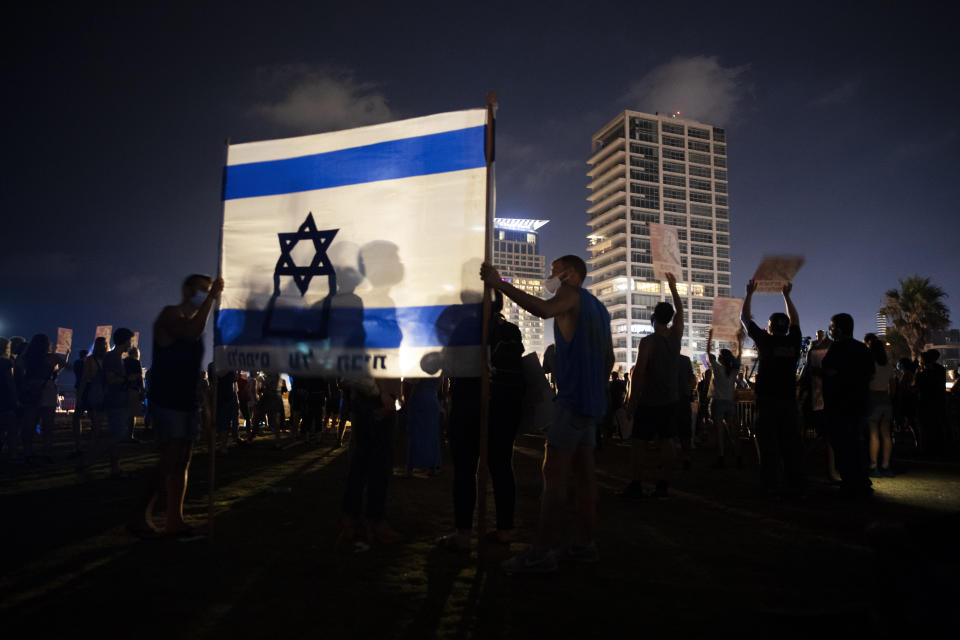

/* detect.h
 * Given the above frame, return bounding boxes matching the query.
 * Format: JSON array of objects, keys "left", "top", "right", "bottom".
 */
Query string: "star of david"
[{"left": 274, "top": 212, "right": 338, "bottom": 296}]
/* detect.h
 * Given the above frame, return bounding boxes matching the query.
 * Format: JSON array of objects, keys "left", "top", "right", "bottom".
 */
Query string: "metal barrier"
[{"left": 734, "top": 391, "right": 761, "bottom": 464}]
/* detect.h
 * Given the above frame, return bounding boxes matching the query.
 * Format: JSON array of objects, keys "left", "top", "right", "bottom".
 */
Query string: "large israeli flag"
[{"left": 216, "top": 109, "right": 490, "bottom": 378}]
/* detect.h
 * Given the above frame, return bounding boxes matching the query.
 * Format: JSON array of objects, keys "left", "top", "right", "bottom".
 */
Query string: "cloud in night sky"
[
  {"left": 251, "top": 68, "right": 395, "bottom": 132},
  {"left": 498, "top": 133, "right": 581, "bottom": 192},
  {"left": 811, "top": 80, "right": 860, "bottom": 107},
  {"left": 623, "top": 55, "right": 750, "bottom": 125}
]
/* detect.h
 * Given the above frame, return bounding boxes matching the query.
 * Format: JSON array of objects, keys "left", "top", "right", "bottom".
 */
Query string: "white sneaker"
[{"left": 501, "top": 546, "right": 559, "bottom": 574}]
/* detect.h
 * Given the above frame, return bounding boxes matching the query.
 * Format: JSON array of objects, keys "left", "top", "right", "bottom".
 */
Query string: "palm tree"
[{"left": 880, "top": 276, "right": 950, "bottom": 360}]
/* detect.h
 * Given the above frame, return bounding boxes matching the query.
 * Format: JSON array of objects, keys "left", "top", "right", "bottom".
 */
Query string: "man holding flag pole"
[{"left": 481, "top": 254, "right": 613, "bottom": 573}]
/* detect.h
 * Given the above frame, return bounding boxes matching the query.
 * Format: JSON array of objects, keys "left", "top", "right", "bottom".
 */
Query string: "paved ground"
[{"left": 2, "top": 419, "right": 958, "bottom": 639}]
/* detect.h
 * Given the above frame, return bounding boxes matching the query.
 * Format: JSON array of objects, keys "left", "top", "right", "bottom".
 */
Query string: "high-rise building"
[
  {"left": 586, "top": 110, "right": 732, "bottom": 369},
  {"left": 492, "top": 217, "right": 548, "bottom": 358},
  {"left": 876, "top": 312, "right": 888, "bottom": 336}
]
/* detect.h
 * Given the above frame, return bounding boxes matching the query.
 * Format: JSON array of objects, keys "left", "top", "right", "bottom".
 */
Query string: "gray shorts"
[
  {"left": 546, "top": 405, "right": 596, "bottom": 451},
  {"left": 153, "top": 406, "right": 200, "bottom": 443},
  {"left": 710, "top": 399, "right": 736, "bottom": 424},
  {"left": 868, "top": 391, "right": 892, "bottom": 422}
]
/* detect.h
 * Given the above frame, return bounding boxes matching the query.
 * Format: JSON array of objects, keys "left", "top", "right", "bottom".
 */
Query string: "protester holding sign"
[
  {"left": 622, "top": 272, "right": 684, "bottom": 500},
  {"left": 79, "top": 329, "right": 135, "bottom": 477},
  {"left": 19, "top": 334, "right": 68, "bottom": 463},
  {"left": 706, "top": 327, "right": 745, "bottom": 469},
  {"left": 78, "top": 337, "right": 108, "bottom": 444},
  {"left": 741, "top": 279, "right": 805, "bottom": 497}
]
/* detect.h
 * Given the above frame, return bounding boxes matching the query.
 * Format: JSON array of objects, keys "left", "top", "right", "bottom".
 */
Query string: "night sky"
[{"left": 3, "top": 1, "right": 957, "bottom": 369}]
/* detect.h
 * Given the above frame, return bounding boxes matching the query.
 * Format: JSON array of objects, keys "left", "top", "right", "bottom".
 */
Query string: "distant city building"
[
  {"left": 492, "top": 218, "right": 548, "bottom": 358},
  {"left": 876, "top": 312, "right": 888, "bottom": 336},
  {"left": 586, "top": 110, "right": 732, "bottom": 369}
]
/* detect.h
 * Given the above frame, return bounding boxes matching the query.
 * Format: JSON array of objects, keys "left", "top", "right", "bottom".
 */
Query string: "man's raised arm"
[
  {"left": 158, "top": 278, "right": 224, "bottom": 343},
  {"left": 741, "top": 278, "right": 757, "bottom": 330},
  {"left": 480, "top": 263, "right": 576, "bottom": 319},
  {"left": 782, "top": 282, "right": 799, "bottom": 328},
  {"left": 666, "top": 272, "right": 683, "bottom": 338}
]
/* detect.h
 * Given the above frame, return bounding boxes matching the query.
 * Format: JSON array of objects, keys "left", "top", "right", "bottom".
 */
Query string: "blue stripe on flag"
[
  {"left": 215, "top": 304, "right": 482, "bottom": 349},
  {"left": 224, "top": 126, "right": 486, "bottom": 200}
]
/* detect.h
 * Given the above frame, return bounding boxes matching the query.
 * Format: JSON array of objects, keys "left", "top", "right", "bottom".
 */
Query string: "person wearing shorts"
[
  {"left": 864, "top": 334, "right": 895, "bottom": 477},
  {"left": 706, "top": 328, "right": 744, "bottom": 469},
  {"left": 128, "top": 273, "right": 222, "bottom": 539},
  {"left": 622, "top": 273, "right": 684, "bottom": 500},
  {"left": 482, "top": 255, "right": 612, "bottom": 573}
]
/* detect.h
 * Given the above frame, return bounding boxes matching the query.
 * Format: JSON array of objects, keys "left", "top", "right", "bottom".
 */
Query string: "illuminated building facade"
[
  {"left": 492, "top": 218, "right": 548, "bottom": 358},
  {"left": 587, "top": 110, "right": 732, "bottom": 369},
  {"left": 876, "top": 312, "right": 888, "bottom": 337}
]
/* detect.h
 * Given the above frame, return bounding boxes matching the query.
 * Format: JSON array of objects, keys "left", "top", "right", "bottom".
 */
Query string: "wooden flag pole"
[
  {"left": 208, "top": 137, "right": 230, "bottom": 543},
  {"left": 477, "top": 91, "right": 497, "bottom": 559}
]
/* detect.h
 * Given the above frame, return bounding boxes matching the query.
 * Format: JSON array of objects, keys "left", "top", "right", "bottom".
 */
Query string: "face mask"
[
  {"left": 190, "top": 288, "right": 207, "bottom": 307},
  {"left": 543, "top": 276, "right": 562, "bottom": 296}
]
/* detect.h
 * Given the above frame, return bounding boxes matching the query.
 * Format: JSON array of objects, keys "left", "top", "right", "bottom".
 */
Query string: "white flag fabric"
[{"left": 216, "top": 109, "right": 490, "bottom": 378}]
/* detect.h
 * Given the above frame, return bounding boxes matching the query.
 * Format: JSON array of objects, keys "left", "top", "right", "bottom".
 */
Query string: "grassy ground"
[{"left": 1, "top": 417, "right": 958, "bottom": 639}]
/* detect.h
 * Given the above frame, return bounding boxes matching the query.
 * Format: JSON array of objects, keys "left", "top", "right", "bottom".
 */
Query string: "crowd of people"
[{"left": 2, "top": 259, "right": 959, "bottom": 573}]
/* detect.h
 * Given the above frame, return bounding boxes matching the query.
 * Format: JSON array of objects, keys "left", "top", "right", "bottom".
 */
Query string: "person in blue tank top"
[
  {"left": 481, "top": 254, "right": 613, "bottom": 573},
  {"left": 127, "top": 273, "right": 223, "bottom": 540}
]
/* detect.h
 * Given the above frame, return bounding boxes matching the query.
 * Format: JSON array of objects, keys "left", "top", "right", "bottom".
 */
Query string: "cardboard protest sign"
[
  {"left": 131, "top": 332, "right": 140, "bottom": 349},
  {"left": 94, "top": 325, "right": 112, "bottom": 346},
  {"left": 710, "top": 297, "right": 743, "bottom": 341},
  {"left": 649, "top": 223, "right": 682, "bottom": 282},
  {"left": 752, "top": 255, "right": 804, "bottom": 293},
  {"left": 55, "top": 328, "right": 73, "bottom": 355}
]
